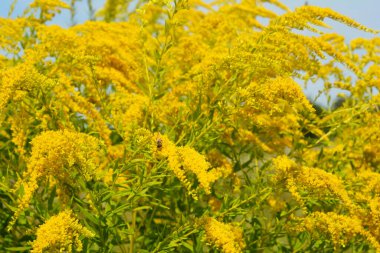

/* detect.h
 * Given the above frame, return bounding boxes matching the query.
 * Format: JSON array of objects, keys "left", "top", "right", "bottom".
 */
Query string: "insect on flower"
[{"left": 156, "top": 138, "right": 163, "bottom": 151}]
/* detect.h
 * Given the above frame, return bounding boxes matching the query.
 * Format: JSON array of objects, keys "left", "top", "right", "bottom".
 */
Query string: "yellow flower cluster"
[
  {"left": 0, "top": 18, "right": 28, "bottom": 54},
  {"left": 352, "top": 171, "right": 380, "bottom": 199},
  {"left": 272, "top": 155, "right": 356, "bottom": 212},
  {"left": 109, "top": 92, "right": 148, "bottom": 139},
  {"left": 31, "top": 209, "right": 94, "bottom": 253},
  {"left": 206, "top": 150, "right": 233, "bottom": 178},
  {"left": 1, "top": 0, "right": 379, "bottom": 251},
  {"left": 157, "top": 134, "right": 232, "bottom": 197},
  {"left": 228, "top": 77, "right": 314, "bottom": 154},
  {"left": 12, "top": 130, "right": 103, "bottom": 226},
  {"left": 237, "top": 77, "right": 313, "bottom": 116},
  {"left": 296, "top": 212, "right": 380, "bottom": 251},
  {"left": 275, "top": 156, "right": 380, "bottom": 250},
  {"left": 96, "top": 0, "right": 130, "bottom": 22},
  {"left": 275, "top": 5, "right": 376, "bottom": 33},
  {"left": 306, "top": 110, "right": 380, "bottom": 172},
  {"left": 9, "top": 108, "right": 33, "bottom": 155},
  {"left": 27, "top": 130, "right": 102, "bottom": 180},
  {"left": 345, "top": 172, "right": 380, "bottom": 241},
  {"left": 203, "top": 217, "right": 245, "bottom": 253},
  {"left": 0, "top": 63, "right": 55, "bottom": 115},
  {"left": 29, "top": 0, "right": 70, "bottom": 22}
]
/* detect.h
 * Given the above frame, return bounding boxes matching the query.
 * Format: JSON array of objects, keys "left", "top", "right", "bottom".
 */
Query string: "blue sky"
[
  {"left": 281, "top": 1, "right": 380, "bottom": 106},
  {"left": 1, "top": 0, "right": 379, "bottom": 106},
  {"left": 2, "top": 0, "right": 378, "bottom": 35}
]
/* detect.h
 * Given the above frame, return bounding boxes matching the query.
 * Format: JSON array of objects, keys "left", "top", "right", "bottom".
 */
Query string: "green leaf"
[
  {"left": 106, "top": 203, "right": 131, "bottom": 216},
  {"left": 48, "top": 185, "right": 56, "bottom": 210},
  {"left": 5, "top": 247, "right": 31, "bottom": 251},
  {"left": 133, "top": 206, "right": 152, "bottom": 211},
  {"left": 77, "top": 205, "right": 98, "bottom": 225},
  {"left": 181, "top": 241, "right": 194, "bottom": 252},
  {"left": 2, "top": 199, "right": 17, "bottom": 212}
]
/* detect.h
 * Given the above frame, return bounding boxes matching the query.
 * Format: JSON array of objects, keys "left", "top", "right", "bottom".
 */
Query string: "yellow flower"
[
  {"left": 157, "top": 134, "right": 229, "bottom": 197},
  {"left": 203, "top": 217, "right": 245, "bottom": 253},
  {"left": 237, "top": 76, "right": 313, "bottom": 116},
  {"left": 109, "top": 92, "right": 148, "bottom": 139},
  {"left": 208, "top": 197, "right": 222, "bottom": 212},
  {"left": 0, "top": 63, "right": 55, "bottom": 114},
  {"left": 11, "top": 130, "right": 103, "bottom": 228},
  {"left": 29, "top": 0, "right": 70, "bottom": 22},
  {"left": 272, "top": 155, "right": 357, "bottom": 213},
  {"left": 296, "top": 212, "right": 380, "bottom": 251},
  {"left": 31, "top": 209, "right": 94, "bottom": 253}
]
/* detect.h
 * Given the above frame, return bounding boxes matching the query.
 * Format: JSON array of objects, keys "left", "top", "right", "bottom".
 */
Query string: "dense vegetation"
[{"left": 1, "top": 0, "right": 379, "bottom": 252}]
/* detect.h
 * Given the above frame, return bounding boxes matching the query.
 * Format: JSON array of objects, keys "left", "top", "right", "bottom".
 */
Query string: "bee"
[{"left": 156, "top": 138, "right": 163, "bottom": 151}]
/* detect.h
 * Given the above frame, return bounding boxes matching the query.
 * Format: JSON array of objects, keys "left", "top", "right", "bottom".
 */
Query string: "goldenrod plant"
[{"left": 0, "top": 0, "right": 379, "bottom": 252}]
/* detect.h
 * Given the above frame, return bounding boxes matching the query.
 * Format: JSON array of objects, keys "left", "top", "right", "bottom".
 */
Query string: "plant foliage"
[{"left": 0, "top": 0, "right": 379, "bottom": 252}]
